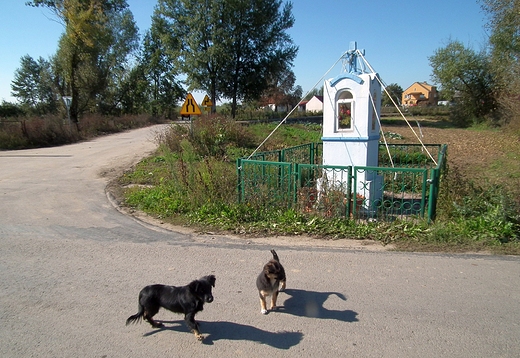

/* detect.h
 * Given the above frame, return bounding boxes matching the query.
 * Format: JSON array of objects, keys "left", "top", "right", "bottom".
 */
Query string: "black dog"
[
  {"left": 126, "top": 275, "right": 216, "bottom": 341},
  {"left": 256, "top": 250, "right": 286, "bottom": 314}
]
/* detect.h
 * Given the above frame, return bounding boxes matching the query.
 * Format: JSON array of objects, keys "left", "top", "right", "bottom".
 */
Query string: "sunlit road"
[{"left": 1, "top": 125, "right": 519, "bottom": 357}]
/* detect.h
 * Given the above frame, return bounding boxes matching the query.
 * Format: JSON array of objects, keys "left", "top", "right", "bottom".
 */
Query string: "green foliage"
[
  {"left": 153, "top": 0, "right": 297, "bottom": 118},
  {"left": 382, "top": 83, "right": 403, "bottom": 107},
  {"left": 158, "top": 115, "right": 257, "bottom": 159},
  {"left": 481, "top": 0, "right": 520, "bottom": 68},
  {"left": 26, "top": 0, "right": 139, "bottom": 120},
  {"left": 11, "top": 55, "right": 58, "bottom": 115},
  {"left": 133, "top": 24, "right": 186, "bottom": 117},
  {"left": 246, "top": 122, "right": 322, "bottom": 150},
  {"left": 0, "top": 101, "right": 25, "bottom": 118},
  {"left": 480, "top": 0, "right": 520, "bottom": 123},
  {"left": 434, "top": 166, "right": 519, "bottom": 245},
  {"left": 428, "top": 40, "right": 498, "bottom": 126},
  {"left": 120, "top": 120, "right": 520, "bottom": 254},
  {"left": 379, "top": 146, "right": 427, "bottom": 166}
]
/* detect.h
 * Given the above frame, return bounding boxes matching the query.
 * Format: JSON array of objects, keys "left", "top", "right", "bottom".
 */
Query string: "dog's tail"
[
  {"left": 126, "top": 305, "right": 144, "bottom": 326},
  {"left": 270, "top": 249, "right": 280, "bottom": 262}
]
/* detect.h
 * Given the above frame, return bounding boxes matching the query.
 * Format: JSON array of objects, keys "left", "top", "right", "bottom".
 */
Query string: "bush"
[
  {"left": 435, "top": 166, "right": 520, "bottom": 244},
  {"left": 158, "top": 115, "right": 256, "bottom": 159},
  {"left": 0, "top": 113, "right": 164, "bottom": 150}
]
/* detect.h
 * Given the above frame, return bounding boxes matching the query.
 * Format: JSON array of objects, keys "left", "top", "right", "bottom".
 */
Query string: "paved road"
[{"left": 1, "top": 125, "right": 519, "bottom": 357}]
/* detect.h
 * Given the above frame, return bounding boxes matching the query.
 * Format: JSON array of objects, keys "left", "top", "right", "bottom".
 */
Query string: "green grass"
[{"left": 119, "top": 117, "right": 520, "bottom": 255}]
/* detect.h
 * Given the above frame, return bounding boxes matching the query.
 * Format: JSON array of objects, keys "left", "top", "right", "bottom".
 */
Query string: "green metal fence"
[
  {"left": 237, "top": 143, "right": 447, "bottom": 222},
  {"left": 352, "top": 166, "right": 429, "bottom": 220},
  {"left": 247, "top": 142, "right": 322, "bottom": 164}
]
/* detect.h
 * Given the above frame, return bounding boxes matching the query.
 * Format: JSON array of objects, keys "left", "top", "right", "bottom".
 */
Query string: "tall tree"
[
  {"left": 154, "top": 0, "right": 297, "bottom": 118},
  {"left": 96, "top": 8, "right": 140, "bottom": 114},
  {"left": 153, "top": 0, "right": 225, "bottom": 114},
  {"left": 480, "top": 0, "right": 520, "bottom": 70},
  {"left": 480, "top": 0, "right": 520, "bottom": 119},
  {"left": 11, "top": 55, "right": 58, "bottom": 115},
  {"left": 428, "top": 40, "right": 498, "bottom": 126},
  {"left": 27, "top": 0, "right": 138, "bottom": 121},
  {"left": 138, "top": 26, "right": 186, "bottom": 117},
  {"left": 118, "top": 63, "right": 148, "bottom": 115},
  {"left": 218, "top": 0, "right": 298, "bottom": 117},
  {"left": 381, "top": 83, "right": 403, "bottom": 107},
  {"left": 259, "top": 67, "right": 301, "bottom": 111}
]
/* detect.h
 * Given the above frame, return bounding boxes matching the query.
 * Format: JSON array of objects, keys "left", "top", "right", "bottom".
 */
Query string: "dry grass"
[{"left": 382, "top": 119, "right": 520, "bottom": 202}]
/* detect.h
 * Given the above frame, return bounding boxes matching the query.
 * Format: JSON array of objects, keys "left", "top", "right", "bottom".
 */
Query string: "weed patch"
[{"left": 0, "top": 113, "right": 163, "bottom": 150}]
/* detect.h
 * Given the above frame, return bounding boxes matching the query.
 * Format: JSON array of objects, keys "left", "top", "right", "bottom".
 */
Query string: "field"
[{"left": 381, "top": 118, "right": 520, "bottom": 200}]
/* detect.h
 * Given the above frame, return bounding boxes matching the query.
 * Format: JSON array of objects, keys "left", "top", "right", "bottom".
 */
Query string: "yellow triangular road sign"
[
  {"left": 201, "top": 95, "right": 213, "bottom": 107},
  {"left": 180, "top": 93, "right": 202, "bottom": 116}
]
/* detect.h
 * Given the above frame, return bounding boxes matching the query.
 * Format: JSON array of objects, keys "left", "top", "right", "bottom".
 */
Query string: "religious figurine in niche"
[{"left": 338, "top": 102, "right": 352, "bottom": 129}]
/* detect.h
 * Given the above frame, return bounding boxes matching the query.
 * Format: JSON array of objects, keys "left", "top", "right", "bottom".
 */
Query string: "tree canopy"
[
  {"left": 153, "top": 0, "right": 297, "bottom": 117},
  {"left": 25, "top": 0, "right": 139, "bottom": 121},
  {"left": 382, "top": 83, "right": 403, "bottom": 107},
  {"left": 11, "top": 55, "right": 58, "bottom": 115},
  {"left": 429, "top": 40, "right": 498, "bottom": 126},
  {"left": 480, "top": 0, "right": 520, "bottom": 118}
]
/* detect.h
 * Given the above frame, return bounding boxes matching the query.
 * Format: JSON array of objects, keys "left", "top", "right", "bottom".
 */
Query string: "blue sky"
[{"left": 0, "top": 0, "right": 489, "bottom": 104}]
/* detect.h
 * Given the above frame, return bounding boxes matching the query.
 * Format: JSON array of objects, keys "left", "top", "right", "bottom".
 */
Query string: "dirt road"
[{"left": 1, "top": 125, "right": 519, "bottom": 357}]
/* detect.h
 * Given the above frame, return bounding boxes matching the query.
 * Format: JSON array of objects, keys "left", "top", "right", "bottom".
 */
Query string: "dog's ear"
[
  {"left": 188, "top": 280, "right": 200, "bottom": 293},
  {"left": 205, "top": 275, "right": 216, "bottom": 287},
  {"left": 264, "top": 262, "right": 276, "bottom": 275}
]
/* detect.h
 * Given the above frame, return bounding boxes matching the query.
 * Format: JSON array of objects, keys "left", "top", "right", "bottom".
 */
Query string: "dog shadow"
[
  {"left": 277, "top": 288, "right": 359, "bottom": 322},
  {"left": 143, "top": 320, "right": 303, "bottom": 349}
]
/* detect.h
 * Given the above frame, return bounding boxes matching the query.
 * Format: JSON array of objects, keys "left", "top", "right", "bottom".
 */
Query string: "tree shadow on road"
[
  {"left": 277, "top": 288, "right": 359, "bottom": 322},
  {"left": 143, "top": 320, "right": 303, "bottom": 349}
]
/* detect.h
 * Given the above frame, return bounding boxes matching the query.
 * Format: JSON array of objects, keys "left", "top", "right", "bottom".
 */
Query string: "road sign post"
[
  {"left": 201, "top": 95, "right": 213, "bottom": 113},
  {"left": 62, "top": 96, "right": 72, "bottom": 123},
  {"left": 180, "top": 93, "right": 202, "bottom": 136}
]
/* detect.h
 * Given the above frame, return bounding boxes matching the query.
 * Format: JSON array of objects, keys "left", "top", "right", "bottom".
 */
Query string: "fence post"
[
  {"left": 427, "top": 169, "right": 439, "bottom": 222},
  {"left": 293, "top": 163, "right": 299, "bottom": 205},
  {"left": 236, "top": 158, "right": 243, "bottom": 203}
]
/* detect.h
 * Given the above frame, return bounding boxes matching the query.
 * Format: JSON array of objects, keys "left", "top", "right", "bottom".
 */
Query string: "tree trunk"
[{"left": 70, "top": 51, "right": 80, "bottom": 131}]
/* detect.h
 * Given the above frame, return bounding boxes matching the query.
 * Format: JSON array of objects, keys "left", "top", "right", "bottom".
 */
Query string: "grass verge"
[{"left": 118, "top": 115, "right": 520, "bottom": 255}]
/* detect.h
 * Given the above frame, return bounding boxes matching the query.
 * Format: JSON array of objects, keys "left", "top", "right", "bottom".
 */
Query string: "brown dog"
[{"left": 256, "top": 250, "right": 286, "bottom": 314}]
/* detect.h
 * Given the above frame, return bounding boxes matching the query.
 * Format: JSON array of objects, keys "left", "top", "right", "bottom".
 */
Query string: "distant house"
[
  {"left": 303, "top": 95, "right": 323, "bottom": 112},
  {"left": 402, "top": 82, "right": 438, "bottom": 106},
  {"left": 263, "top": 103, "right": 291, "bottom": 112}
]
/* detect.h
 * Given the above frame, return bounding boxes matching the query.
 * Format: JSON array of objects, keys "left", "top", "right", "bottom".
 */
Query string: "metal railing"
[{"left": 237, "top": 143, "right": 447, "bottom": 222}]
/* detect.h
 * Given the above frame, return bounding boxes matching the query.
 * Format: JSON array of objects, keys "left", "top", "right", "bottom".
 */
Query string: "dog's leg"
[
  {"left": 184, "top": 313, "right": 204, "bottom": 341},
  {"left": 279, "top": 279, "right": 286, "bottom": 292},
  {"left": 270, "top": 290, "right": 279, "bottom": 310},
  {"left": 259, "top": 291, "right": 269, "bottom": 314},
  {"left": 144, "top": 309, "right": 163, "bottom": 328}
]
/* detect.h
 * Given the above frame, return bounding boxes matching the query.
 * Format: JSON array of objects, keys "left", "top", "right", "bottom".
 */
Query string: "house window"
[{"left": 337, "top": 90, "right": 353, "bottom": 131}]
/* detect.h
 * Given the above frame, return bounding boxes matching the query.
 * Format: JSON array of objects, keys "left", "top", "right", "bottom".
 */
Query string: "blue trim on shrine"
[{"left": 329, "top": 73, "right": 364, "bottom": 87}]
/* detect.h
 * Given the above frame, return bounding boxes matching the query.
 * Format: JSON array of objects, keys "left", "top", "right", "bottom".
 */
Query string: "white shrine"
[{"left": 321, "top": 42, "right": 383, "bottom": 209}]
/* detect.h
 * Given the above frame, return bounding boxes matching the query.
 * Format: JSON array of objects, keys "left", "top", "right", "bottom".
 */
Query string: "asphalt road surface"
[{"left": 1, "top": 125, "right": 519, "bottom": 358}]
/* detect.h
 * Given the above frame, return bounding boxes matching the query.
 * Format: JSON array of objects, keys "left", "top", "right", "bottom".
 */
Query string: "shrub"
[
  {"left": 0, "top": 113, "right": 164, "bottom": 150},
  {"left": 435, "top": 165, "right": 520, "bottom": 244},
  {"left": 157, "top": 115, "right": 256, "bottom": 159}
]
